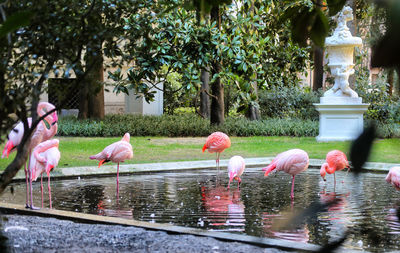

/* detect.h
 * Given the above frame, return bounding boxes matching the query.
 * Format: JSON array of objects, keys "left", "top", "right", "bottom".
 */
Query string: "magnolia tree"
[{"left": 111, "top": 0, "right": 310, "bottom": 124}]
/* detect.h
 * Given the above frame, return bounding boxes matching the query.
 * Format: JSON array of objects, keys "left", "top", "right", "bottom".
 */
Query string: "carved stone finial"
[
  {"left": 323, "top": 6, "right": 361, "bottom": 99},
  {"left": 334, "top": 6, "right": 353, "bottom": 34}
]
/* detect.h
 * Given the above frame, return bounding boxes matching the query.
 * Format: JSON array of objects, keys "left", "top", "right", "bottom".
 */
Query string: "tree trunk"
[
  {"left": 80, "top": 42, "right": 105, "bottom": 120},
  {"left": 87, "top": 47, "right": 105, "bottom": 120},
  {"left": 396, "top": 66, "right": 400, "bottom": 96},
  {"left": 312, "top": 0, "right": 324, "bottom": 91},
  {"left": 196, "top": 9, "right": 211, "bottom": 119},
  {"left": 199, "top": 68, "right": 210, "bottom": 118},
  {"left": 312, "top": 46, "right": 324, "bottom": 91},
  {"left": 246, "top": 1, "right": 260, "bottom": 121},
  {"left": 210, "top": 6, "right": 224, "bottom": 125},
  {"left": 247, "top": 85, "right": 261, "bottom": 120},
  {"left": 210, "top": 67, "right": 224, "bottom": 125}
]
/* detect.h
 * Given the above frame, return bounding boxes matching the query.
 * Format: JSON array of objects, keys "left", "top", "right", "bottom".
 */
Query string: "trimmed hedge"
[
  {"left": 57, "top": 114, "right": 400, "bottom": 138},
  {"left": 58, "top": 114, "right": 318, "bottom": 137},
  {"left": 258, "top": 86, "right": 321, "bottom": 120}
]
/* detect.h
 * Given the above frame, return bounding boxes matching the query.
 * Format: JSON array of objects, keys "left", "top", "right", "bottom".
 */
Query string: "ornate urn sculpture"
[{"left": 314, "top": 6, "right": 369, "bottom": 142}]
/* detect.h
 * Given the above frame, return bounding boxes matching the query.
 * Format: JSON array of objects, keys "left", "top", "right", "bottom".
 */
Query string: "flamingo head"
[
  {"left": 46, "top": 164, "right": 55, "bottom": 174},
  {"left": 345, "top": 160, "right": 350, "bottom": 169},
  {"left": 320, "top": 163, "right": 328, "bottom": 181},
  {"left": 229, "top": 171, "right": 237, "bottom": 183},
  {"left": 262, "top": 167, "right": 271, "bottom": 177}
]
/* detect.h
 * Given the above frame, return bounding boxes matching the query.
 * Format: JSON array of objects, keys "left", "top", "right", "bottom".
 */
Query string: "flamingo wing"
[
  {"left": 205, "top": 132, "right": 231, "bottom": 153},
  {"left": 110, "top": 142, "right": 133, "bottom": 163},
  {"left": 386, "top": 167, "right": 400, "bottom": 190},
  {"left": 276, "top": 149, "right": 309, "bottom": 175}
]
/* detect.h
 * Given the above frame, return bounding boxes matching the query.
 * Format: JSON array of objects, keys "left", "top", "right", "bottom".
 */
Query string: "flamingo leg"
[
  {"left": 238, "top": 177, "right": 241, "bottom": 189},
  {"left": 216, "top": 152, "right": 221, "bottom": 173},
  {"left": 29, "top": 162, "right": 39, "bottom": 210},
  {"left": 24, "top": 162, "right": 29, "bottom": 208},
  {"left": 290, "top": 175, "right": 296, "bottom": 200},
  {"left": 334, "top": 173, "right": 336, "bottom": 186},
  {"left": 116, "top": 162, "right": 120, "bottom": 195},
  {"left": 215, "top": 153, "right": 218, "bottom": 169},
  {"left": 48, "top": 173, "right": 52, "bottom": 209},
  {"left": 40, "top": 174, "right": 44, "bottom": 209}
]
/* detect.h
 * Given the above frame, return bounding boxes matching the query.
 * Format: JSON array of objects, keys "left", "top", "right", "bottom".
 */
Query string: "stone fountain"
[{"left": 314, "top": 6, "right": 369, "bottom": 142}]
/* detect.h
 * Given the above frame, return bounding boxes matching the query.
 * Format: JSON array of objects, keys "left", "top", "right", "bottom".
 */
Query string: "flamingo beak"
[
  {"left": 46, "top": 164, "right": 55, "bottom": 173},
  {"left": 2, "top": 141, "right": 13, "bottom": 158},
  {"left": 98, "top": 159, "right": 106, "bottom": 168}
]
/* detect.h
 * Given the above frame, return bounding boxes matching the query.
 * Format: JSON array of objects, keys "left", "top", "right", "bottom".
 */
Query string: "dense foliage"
[{"left": 258, "top": 86, "right": 321, "bottom": 120}]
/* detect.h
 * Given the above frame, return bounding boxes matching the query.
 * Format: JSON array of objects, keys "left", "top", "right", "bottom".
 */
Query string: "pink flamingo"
[
  {"left": 29, "top": 139, "right": 60, "bottom": 209},
  {"left": 2, "top": 102, "right": 58, "bottom": 208},
  {"left": 320, "top": 150, "right": 349, "bottom": 184},
  {"left": 263, "top": 149, "right": 309, "bottom": 200},
  {"left": 227, "top": 155, "right": 245, "bottom": 189},
  {"left": 202, "top": 132, "right": 231, "bottom": 172},
  {"left": 386, "top": 166, "right": 400, "bottom": 190},
  {"left": 89, "top": 133, "right": 133, "bottom": 192}
]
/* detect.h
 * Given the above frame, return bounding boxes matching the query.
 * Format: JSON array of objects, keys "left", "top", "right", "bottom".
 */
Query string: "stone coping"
[
  {"left": 0, "top": 202, "right": 320, "bottom": 252},
  {"left": 11, "top": 157, "right": 397, "bottom": 181}
]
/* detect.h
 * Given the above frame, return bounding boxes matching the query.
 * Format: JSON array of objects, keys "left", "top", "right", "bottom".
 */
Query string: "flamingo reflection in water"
[
  {"left": 384, "top": 206, "right": 400, "bottom": 235},
  {"left": 96, "top": 199, "right": 133, "bottom": 220},
  {"left": 319, "top": 189, "right": 353, "bottom": 245},
  {"left": 201, "top": 185, "right": 245, "bottom": 232}
]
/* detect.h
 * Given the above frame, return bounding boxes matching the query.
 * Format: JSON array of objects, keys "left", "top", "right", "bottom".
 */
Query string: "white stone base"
[
  {"left": 314, "top": 102, "right": 369, "bottom": 142},
  {"left": 125, "top": 83, "right": 164, "bottom": 116}
]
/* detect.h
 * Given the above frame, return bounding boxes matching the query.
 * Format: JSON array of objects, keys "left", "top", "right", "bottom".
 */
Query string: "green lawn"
[{"left": 0, "top": 136, "right": 398, "bottom": 170}]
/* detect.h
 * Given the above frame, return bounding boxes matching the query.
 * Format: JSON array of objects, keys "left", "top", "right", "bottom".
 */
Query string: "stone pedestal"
[
  {"left": 314, "top": 6, "right": 369, "bottom": 142},
  {"left": 314, "top": 97, "right": 369, "bottom": 142}
]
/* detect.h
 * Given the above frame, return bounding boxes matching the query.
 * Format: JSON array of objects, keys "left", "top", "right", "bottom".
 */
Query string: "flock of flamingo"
[{"left": 1, "top": 102, "right": 400, "bottom": 210}]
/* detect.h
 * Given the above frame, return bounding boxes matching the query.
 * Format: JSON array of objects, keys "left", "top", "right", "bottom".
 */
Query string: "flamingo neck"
[
  {"left": 324, "top": 163, "right": 335, "bottom": 174},
  {"left": 37, "top": 102, "right": 56, "bottom": 127}
]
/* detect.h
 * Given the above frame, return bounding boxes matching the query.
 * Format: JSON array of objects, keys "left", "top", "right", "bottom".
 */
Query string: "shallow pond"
[{"left": 2, "top": 167, "right": 400, "bottom": 251}]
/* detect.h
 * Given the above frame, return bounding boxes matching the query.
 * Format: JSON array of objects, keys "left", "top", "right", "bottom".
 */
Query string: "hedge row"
[{"left": 57, "top": 114, "right": 400, "bottom": 138}]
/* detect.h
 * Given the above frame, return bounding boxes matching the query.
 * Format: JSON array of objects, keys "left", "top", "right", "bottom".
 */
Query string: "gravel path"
[{"left": 1, "top": 215, "right": 285, "bottom": 253}]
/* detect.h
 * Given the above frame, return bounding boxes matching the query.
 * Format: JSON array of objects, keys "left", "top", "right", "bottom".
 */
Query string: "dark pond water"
[{"left": 2, "top": 167, "right": 400, "bottom": 251}]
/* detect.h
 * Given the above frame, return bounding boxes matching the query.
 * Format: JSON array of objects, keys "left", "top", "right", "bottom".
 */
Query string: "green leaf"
[
  {"left": 281, "top": 5, "right": 301, "bottom": 22},
  {"left": 0, "top": 11, "right": 34, "bottom": 38},
  {"left": 326, "top": 0, "right": 347, "bottom": 17},
  {"left": 310, "top": 9, "right": 329, "bottom": 47},
  {"left": 292, "top": 9, "right": 316, "bottom": 47}
]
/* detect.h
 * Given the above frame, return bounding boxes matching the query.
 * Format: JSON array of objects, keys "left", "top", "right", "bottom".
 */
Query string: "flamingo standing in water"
[
  {"left": 90, "top": 133, "right": 133, "bottom": 192},
  {"left": 320, "top": 150, "right": 349, "bottom": 185},
  {"left": 386, "top": 166, "right": 400, "bottom": 190},
  {"left": 227, "top": 156, "right": 245, "bottom": 189},
  {"left": 2, "top": 102, "right": 58, "bottom": 208},
  {"left": 202, "top": 132, "right": 231, "bottom": 172},
  {"left": 29, "top": 139, "right": 60, "bottom": 209},
  {"left": 263, "top": 149, "right": 309, "bottom": 200}
]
